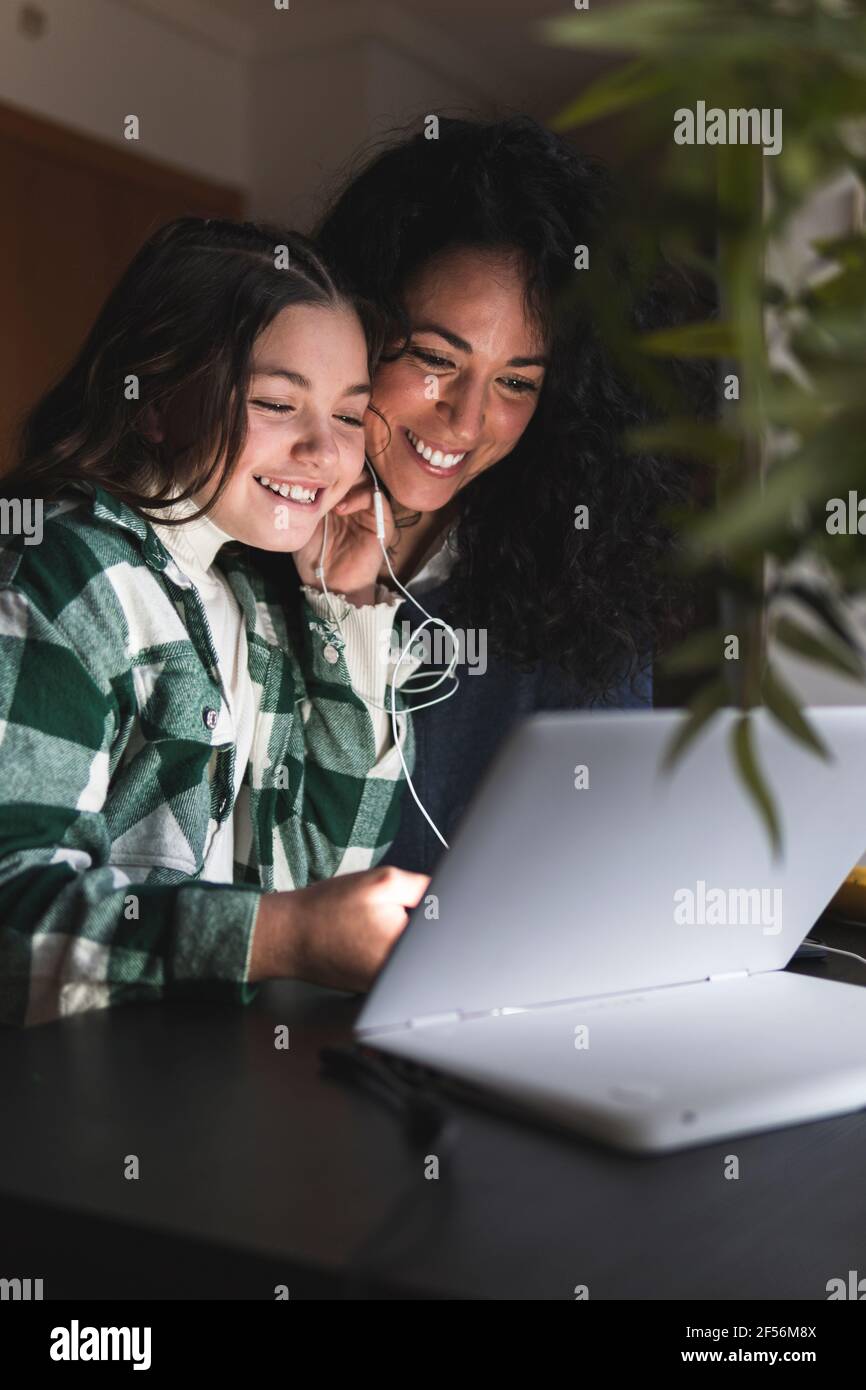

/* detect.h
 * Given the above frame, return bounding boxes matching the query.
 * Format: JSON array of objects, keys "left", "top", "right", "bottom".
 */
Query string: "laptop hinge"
[
  {"left": 407, "top": 1010, "right": 462, "bottom": 1029},
  {"left": 361, "top": 1005, "right": 525, "bottom": 1037},
  {"left": 371, "top": 978, "right": 752, "bottom": 1036}
]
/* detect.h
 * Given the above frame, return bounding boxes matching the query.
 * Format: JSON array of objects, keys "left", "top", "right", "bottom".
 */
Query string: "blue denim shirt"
[{"left": 381, "top": 579, "right": 652, "bottom": 875}]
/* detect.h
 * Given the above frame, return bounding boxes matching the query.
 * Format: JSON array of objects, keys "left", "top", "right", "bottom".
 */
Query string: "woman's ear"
[{"left": 140, "top": 404, "right": 165, "bottom": 443}]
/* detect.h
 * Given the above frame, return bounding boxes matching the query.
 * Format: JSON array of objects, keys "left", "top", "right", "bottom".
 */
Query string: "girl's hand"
[
  {"left": 293, "top": 480, "right": 397, "bottom": 605},
  {"left": 250, "top": 865, "right": 431, "bottom": 992}
]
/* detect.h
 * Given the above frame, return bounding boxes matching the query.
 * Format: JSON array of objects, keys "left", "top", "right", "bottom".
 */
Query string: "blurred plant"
[{"left": 543, "top": 0, "right": 866, "bottom": 852}]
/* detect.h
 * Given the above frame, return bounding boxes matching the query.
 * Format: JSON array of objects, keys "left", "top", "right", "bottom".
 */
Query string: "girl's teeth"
[{"left": 255, "top": 477, "right": 318, "bottom": 502}]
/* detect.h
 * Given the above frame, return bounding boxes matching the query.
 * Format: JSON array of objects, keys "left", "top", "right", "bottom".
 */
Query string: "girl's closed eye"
[
  {"left": 252, "top": 399, "right": 294, "bottom": 414},
  {"left": 251, "top": 401, "right": 364, "bottom": 426}
]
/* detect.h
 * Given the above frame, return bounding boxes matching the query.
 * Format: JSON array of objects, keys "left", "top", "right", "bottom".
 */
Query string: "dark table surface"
[{"left": 2, "top": 920, "right": 866, "bottom": 1301}]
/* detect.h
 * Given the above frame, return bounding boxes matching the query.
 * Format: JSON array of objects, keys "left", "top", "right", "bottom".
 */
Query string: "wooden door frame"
[{"left": 0, "top": 98, "right": 244, "bottom": 214}]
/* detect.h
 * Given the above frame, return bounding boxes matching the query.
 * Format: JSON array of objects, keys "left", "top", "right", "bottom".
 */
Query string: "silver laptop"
[{"left": 356, "top": 708, "right": 866, "bottom": 1153}]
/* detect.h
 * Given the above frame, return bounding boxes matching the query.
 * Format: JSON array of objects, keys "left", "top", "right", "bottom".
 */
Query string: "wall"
[
  {"left": 247, "top": 36, "right": 489, "bottom": 229},
  {"left": 364, "top": 36, "right": 490, "bottom": 139},
  {"left": 0, "top": 0, "right": 490, "bottom": 228},
  {"left": 0, "top": 0, "right": 248, "bottom": 187},
  {"left": 247, "top": 42, "right": 367, "bottom": 230}
]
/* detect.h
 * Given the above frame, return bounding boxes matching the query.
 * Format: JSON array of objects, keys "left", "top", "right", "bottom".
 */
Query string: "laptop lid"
[{"left": 357, "top": 707, "right": 866, "bottom": 1035}]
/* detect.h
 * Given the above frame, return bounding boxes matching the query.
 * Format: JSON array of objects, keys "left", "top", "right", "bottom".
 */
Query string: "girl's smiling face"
[
  {"left": 365, "top": 245, "right": 548, "bottom": 513},
  {"left": 194, "top": 301, "right": 371, "bottom": 551}
]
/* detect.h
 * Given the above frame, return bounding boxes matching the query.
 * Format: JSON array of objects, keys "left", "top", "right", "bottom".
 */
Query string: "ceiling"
[{"left": 142, "top": 0, "right": 621, "bottom": 123}]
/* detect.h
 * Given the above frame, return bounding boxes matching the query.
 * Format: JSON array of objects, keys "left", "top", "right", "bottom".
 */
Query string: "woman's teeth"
[
  {"left": 254, "top": 476, "right": 319, "bottom": 503},
  {"left": 406, "top": 429, "right": 466, "bottom": 469}
]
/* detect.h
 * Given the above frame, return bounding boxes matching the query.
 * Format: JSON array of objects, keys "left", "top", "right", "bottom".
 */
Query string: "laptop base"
[{"left": 365, "top": 970, "right": 866, "bottom": 1153}]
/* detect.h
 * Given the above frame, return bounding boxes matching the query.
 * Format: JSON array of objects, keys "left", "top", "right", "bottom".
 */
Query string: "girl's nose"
[{"left": 292, "top": 422, "right": 340, "bottom": 470}]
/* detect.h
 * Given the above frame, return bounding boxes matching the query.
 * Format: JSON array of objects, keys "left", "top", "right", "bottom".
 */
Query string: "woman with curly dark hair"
[{"left": 295, "top": 114, "right": 708, "bottom": 874}]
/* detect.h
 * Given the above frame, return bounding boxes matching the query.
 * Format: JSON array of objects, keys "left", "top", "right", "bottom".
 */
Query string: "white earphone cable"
[{"left": 311, "top": 459, "right": 459, "bottom": 849}]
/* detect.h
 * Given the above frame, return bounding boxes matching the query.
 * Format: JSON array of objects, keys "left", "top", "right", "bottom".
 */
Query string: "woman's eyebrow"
[
  {"left": 253, "top": 368, "right": 370, "bottom": 395},
  {"left": 507, "top": 354, "right": 548, "bottom": 368},
  {"left": 412, "top": 322, "right": 472, "bottom": 353}
]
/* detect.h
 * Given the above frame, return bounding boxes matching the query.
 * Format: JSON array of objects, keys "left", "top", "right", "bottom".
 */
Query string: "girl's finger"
[{"left": 336, "top": 486, "right": 374, "bottom": 516}]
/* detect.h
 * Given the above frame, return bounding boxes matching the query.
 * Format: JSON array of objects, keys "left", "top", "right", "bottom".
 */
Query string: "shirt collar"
[
  {"left": 145, "top": 494, "right": 235, "bottom": 581},
  {"left": 70, "top": 482, "right": 233, "bottom": 579},
  {"left": 406, "top": 525, "right": 457, "bottom": 595},
  {"left": 65, "top": 483, "right": 169, "bottom": 571}
]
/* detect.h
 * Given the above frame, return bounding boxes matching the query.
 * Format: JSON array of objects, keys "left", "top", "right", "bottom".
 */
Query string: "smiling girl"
[{"left": 0, "top": 217, "right": 426, "bottom": 1027}]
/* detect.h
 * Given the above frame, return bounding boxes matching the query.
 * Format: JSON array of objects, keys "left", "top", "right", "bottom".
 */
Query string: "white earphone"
[{"left": 313, "top": 457, "right": 460, "bottom": 849}]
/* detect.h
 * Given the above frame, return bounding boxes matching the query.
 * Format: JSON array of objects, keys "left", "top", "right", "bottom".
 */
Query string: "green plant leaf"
[
  {"left": 541, "top": 2, "right": 721, "bottom": 56},
  {"left": 773, "top": 614, "right": 866, "bottom": 680},
  {"left": 794, "top": 66, "right": 866, "bottom": 121},
  {"left": 660, "top": 628, "right": 728, "bottom": 675},
  {"left": 551, "top": 58, "right": 673, "bottom": 131},
  {"left": 803, "top": 280, "right": 866, "bottom": 324},
  {"left": 771, "top": 580, "right": 863, "bottom": 654},
  {"left": 810, "top": 233, "right": 866, "bottom": 273},
  {"left": 731, "top": 714, "right": 783, "bottom": 859},
  {"left": 637, "top": 320, "right": 737, "bottom": 357},
  {"left": 662, "top": 677, "right": 729, "bottom": 769},
  {"left": 685, "top": 415, "right": 866, "bottom": 555},
  {"left": 625, "top": 420, "right": 740, "bottom": 465},
  {"left": 760, "top": 661, "right": 831, "bottom": 760},
  {"left": 541, "top": 4, "right": 866, "bottom": 63},
  {"left": 540, "top": 0, "right": 866, "bottom": 854}
]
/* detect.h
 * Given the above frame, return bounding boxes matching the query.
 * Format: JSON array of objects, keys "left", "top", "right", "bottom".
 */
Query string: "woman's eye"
[
  {"left": 251, "top": 399, "right": 294, "bottom": 414},
  {"left": 335, "top": 414, "right": 364, "bottom": 428},
  {"left": 500, "top": 376, "right": 538, "bottom": 395},
  {"left": 407, "top": 347, "right": 454, "bottom": 370}
]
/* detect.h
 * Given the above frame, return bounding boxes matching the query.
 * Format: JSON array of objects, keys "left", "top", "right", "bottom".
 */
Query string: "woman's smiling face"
[{"left": 365, "top": 245, "right": 548, "bottom": 513}]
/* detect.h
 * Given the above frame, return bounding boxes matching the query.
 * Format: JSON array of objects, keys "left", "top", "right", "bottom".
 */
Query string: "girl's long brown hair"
[{"left": 4, "top": 217, "right": 382, "bottom": 523}]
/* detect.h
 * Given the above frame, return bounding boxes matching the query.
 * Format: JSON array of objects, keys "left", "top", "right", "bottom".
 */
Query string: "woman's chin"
[{"left": 378, "top": 462, "right": 461, "bottom": 515}]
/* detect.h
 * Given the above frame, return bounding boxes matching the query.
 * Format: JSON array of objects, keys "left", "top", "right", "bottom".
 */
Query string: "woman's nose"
[{"left": 439, "top": 379, "right": 486, "bottom": 442}]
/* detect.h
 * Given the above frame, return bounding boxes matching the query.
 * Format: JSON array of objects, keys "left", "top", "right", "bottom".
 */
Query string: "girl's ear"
[{"left": 140, "top": 404, "right": 165, "bottom": 443}]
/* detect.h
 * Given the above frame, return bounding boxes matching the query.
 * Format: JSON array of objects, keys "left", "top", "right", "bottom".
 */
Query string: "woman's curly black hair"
[{"left": 316, "top": 114, "right": 715, "bottom": 702}]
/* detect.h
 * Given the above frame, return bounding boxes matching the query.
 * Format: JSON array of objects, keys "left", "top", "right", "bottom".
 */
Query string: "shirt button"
[
  {"left": 203, "top": 707, "right": 219, "bottom": 730},
  {"left": 143, "top": 536, "right": 168, "bottom": 570},
  {"left": 323, "top": 646, "right": 339, "bottom": 665}
]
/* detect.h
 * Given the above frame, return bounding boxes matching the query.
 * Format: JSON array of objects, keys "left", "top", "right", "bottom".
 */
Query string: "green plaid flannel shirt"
[{"left": 0, "top": 485, "right": 411, "bottom": 1026}]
